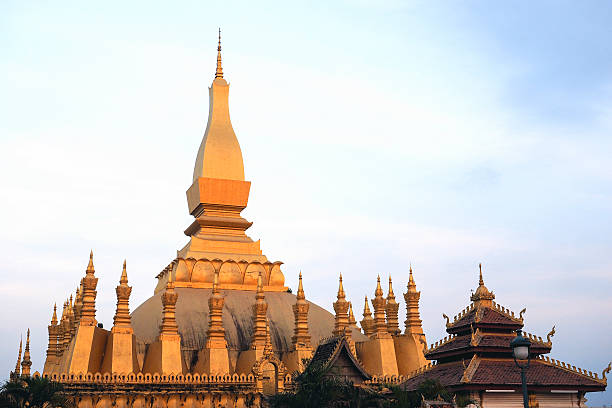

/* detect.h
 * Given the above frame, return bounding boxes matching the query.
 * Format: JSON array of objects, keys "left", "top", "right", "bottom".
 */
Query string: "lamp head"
[{"left": 511, "top": 330, "right": 531, "bottom": 360}]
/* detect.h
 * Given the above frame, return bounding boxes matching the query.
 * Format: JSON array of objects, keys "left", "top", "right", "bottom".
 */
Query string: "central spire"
[{"left": 192, "top": 31, "right": 244, "bottom": 182}]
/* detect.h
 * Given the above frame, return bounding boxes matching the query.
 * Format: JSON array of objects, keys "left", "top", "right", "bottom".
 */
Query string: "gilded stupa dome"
[{"left": 131, "top": 288, "right": 367, "bottom": 368}]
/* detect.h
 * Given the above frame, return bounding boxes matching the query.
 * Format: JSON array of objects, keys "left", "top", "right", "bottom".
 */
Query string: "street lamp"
[{"left": 511, "top": 330, "right": 531, "bottom": 408}]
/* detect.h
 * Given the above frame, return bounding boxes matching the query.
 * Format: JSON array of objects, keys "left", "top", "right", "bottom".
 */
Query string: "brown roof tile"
[{"left": 402, "top": 359, "right": 604, "bottom": 391}]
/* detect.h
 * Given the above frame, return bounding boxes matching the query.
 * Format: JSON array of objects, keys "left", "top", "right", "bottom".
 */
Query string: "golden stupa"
[{"left": 13, "top": 32, "right": 428, "bottom": 407}]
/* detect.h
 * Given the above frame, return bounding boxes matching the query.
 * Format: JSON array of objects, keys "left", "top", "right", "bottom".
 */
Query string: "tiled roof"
[
  {"left": 402, "top": 361, "right": 465, "bottom": 390},
  {"left": 310, "top": 337, "right": 342, "bottom": 367},
  {"left": 448, "top": 307, "right": 522, "bottom": 334},
  {"left": 402, "top": 358, "right": 605, "bottom": 391},
  {"left": 426, "top": 333, "right": 551, "bottom": 360},
  {"left": 426, "top": 335, "right": 471, "bottom": 357},
  {"left": 308, "top": 336, "right": 371, "bottom": 381},
  {"left": 471, "top": 359, "right": 604, "bottom": 388}
]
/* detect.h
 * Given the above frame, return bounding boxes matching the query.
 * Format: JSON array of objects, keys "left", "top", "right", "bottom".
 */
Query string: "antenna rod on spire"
[{"left": 215, "top": 28, "right": 223, "bottom": 79}]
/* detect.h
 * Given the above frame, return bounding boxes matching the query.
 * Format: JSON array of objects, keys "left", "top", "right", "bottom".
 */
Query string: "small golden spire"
[
  {"left": 215, "top": 28, "right": 223, "bottom": 79},
  {"left": 250, "top": 271, "right": 268, "bottom": 349},
  {"left": 375, "top": 275, "right": 383, "bottom": 297},
  {"left": 360, "top": 296, "right": 374, "bottom": 337},
  {"left": 159, "top": 265, "right": 179, "bottom": 338},
  {"left": 86, "top": 250, "right": 94, "bottom": 275},
  {"left": 348, "top": 302, "right": 357, "bottom": 327},
  {"left": 296, "top": 271, "right": 305, "bottom": 300},
  {"left": 337, "top": 273, "right": 345, "bottom": 299},
  {"left": 120, "top": 260, "right": 128, "bottom": 285},
  {"left": 113, "top": 260, "right": 133, "bottom": 330},
  {"left": 263, "top": 319, "right": 273, "bottom": 357},
  {"left": 80, "top": 250, "right": 99, "bottom": 326},
  {"left": 14, "top": 338, "right": 22, "bottom": 376},
  {"left": 21, "top": 328, "right": 32, "bottom": 376},
  {"left": 371, "top": 276, "right": 388, "bottom": 336},
  {"left": 205, "top": 268, "right": 227, "bottom": 349},
  {"left": 292, "top": 271, "right": 311, "bottom": 350},
  {"left": 479, "top": 263, "right": 484, "bottom": 286},
  {"left": 404, "top": 266, "right": 424, "bottom": 335},
  {"left": 333, "top": 273, "right": 349, "bottom": 337},
  {"left": 51, "top": 303, "right": 58, "bottom": 325},
  {"left": 61, "top": 300, "right": 67, "bottom": 320},
  {"left": 386, "top": 276, "right": 400, "bottom": 335}
]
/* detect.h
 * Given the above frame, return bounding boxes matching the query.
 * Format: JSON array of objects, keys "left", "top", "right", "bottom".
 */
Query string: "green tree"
[{"left": 0, "top": 377, "right": 73, "bottom": 408}]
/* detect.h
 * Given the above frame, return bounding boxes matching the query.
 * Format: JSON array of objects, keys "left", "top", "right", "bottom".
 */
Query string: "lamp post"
[{"left": 511, "top": 330, "right": 531, "bottom": 408}]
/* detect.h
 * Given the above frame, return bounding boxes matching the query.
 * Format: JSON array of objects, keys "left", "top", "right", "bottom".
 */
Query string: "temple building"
[
  {"left": 9, "top": 34, "right": 428, "bottom": 408},
  {"left": 8, "top": 34, "right": 608, "bottom": 408},
  {"left": 401, "top": 265, "right": 609, "bottom": 407}
]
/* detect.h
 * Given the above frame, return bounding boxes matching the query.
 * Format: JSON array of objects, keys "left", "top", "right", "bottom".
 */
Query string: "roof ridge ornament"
[
  {"left": 470, "top": 263, "right": 495, "bottom": 307},
  {"left": 546, "top": 325, "right": 556, "bottom": 344}
]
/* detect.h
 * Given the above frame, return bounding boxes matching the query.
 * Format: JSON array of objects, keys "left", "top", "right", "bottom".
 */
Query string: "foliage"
[
  {"left": 386, "top": 379, "right": 454, "bottom": 408},
  {"left": 0, "top": 377, "right": 73, "bottom": 408},
  {"left": 269, "top": 366, "right": 463, "bottom": 408},
  {"left": 269, "top": 360, "right": 383, "bottom": 408}
]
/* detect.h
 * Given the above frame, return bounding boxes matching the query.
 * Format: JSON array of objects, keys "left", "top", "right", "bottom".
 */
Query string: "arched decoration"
[
  {"left": 176, "top": 373, "right": 184, "bottom": 382},
  {"left": 232, "top": 373, "right": 239, "bottom": 382},
  {"left": 174, "top": 259, "right": 190, "bottom": 282},
  {"left": 128, "top": 373, "right": 136, "bottom": 382},
  {"left": 153, "top": 373, "right": 161, "bottom": 382},
  {"left": 86, "top": 373, "right": 93, "bottom": 381},
  {"left": 185, "top": 373, "right": 193, "bottom": 383},
  {"left": 238, "top": 260, "right": 249, "bottom": 284},
  {"left": 223, "top": 373, "right": 232, "bottom": 382},
  {"left": 219, "top": 261, "right": 242, "bottom": 284},
  {"left": 136, "top": 373, "right": 143, "bottom": 382},
  {"left": 239, "top": 373, "right": 247, "bottom": 382},
  {"left": 33, "top": 371, "right": 41, "bottom": 379},
  {"left": 269, "top": 262, "right": 285, "bottom": 287},
  {"left": 161, "top": 374, "right": 167, "bottom": 382},
  {"left": 245, "top": 262, "right": 265, "bottom": 286},
  {"left": 247, "top": 373, "right": 255, "bottom": 382},
  {"left": 193, "top": 373, "right": 201, "bottom": 382},
  {"left": 252, "top": 354, "right": 288, "bottom": 396},
  {"left": 103, "top": 373, "right": 111, "bottom": 382},
  {"left": 191, "top": 260, "right": 215, "bottom": 283},
  {"left": 60, "top": 373, "right": 67, "bottom": 381},
  {"left": 262, "top": 262, "right": 273, "bottom": 286}
]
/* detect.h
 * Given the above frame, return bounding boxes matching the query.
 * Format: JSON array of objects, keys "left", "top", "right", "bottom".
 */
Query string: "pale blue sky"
[{"left": 1, "top": 1, "right": 611, "bottom": 404}]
